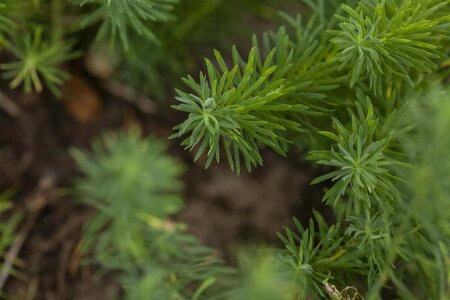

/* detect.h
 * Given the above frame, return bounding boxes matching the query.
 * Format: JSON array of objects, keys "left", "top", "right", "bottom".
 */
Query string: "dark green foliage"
[
  {"left": 173, "top": 0, "right": 450, "bottom": 173},
  {"left": 308, "top": 103, "right": 402, "bottom": 214},
  {"left": 0, "top": 190, "right": 21, "bottom": 257},
  {"left": 115, "top": 0, "right": 307, "bottom": 99},
  {"left": 171, "top": 23, "right": 341, "bottom": 173},
  {"left": 0, "top": 1, "right": 14, "bottom": 37},
  {"left": 277, "top": 213, "right": 363, "bottom": 299},
  {"left": 74, "top": 0, "right": 178, "bottom": 50},
  {"left": 330, "top": 0, "right": 450, "bottom": 94},
  {"left": 171, "top": 33, "right": 301, "bottom": 174},
  {"left": 172, "top": 0, "right": 450, "bottom": 298},
  {"left": 0, "top": 0, "right": 180, "bottom": 95}
]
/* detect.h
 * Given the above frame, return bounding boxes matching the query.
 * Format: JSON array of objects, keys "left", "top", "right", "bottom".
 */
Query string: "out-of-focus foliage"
[
  {"left": 73, "top": 0, "right": 178, "bottom": 50},
  {"left": 221, "top": 249, "right": 297, "bottom": 300},
  {"left": 115, "top": 0, "right": 304, "bottom": 99},
  {"left": 1, "top": 28, "right": 77, "bottom": 96},
  {"left": 0, "top": 1, "right": 14, "bottom": 37},
  {"left": 0, "top": 190, "right": 21, "bottom": 257},
  {"left": 0, "top": 0, "right": 302, "bottom": 98},
  {"left": 72, "top": 131, "right": 226, "bottom": 299},
  {"left": 0, "top": 0, "right": 178, "bottom": 95}
]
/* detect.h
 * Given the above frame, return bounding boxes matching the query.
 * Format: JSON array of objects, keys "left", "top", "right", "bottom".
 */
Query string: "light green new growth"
[{"left": 1, "top": 28, "right": 76, "bottom": 96}]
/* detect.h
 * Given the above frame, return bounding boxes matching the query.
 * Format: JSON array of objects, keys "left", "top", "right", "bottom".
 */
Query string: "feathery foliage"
[
  {"left": 173, "top": 0, "right": 450, "bottom": 172},
  {"left": 0, "top": 0, "right": 179, "bottom": 95},
  {"left": 72, "top": 131, "right": 225, "bottom": 299},
  {"left": 171, "top": 23, "right": 341, "bottom": 173},
  {"left": 277, "top": 213, "right": 363, "bottom": 299},
  {"left": 330, "top": 0, "right": 450, "bottom": 94},
  {"left": 172, "top": 35, "right": 300, "bottom": 173},
  {"left": 74, "top": 0, "right": 178, "bottom": 50},
  {"left": 3, "top": 0, "right": 444, "bottom": 298},
  {"left": 172, "top": 0, "right": 450, "bottom": 298},
  {"left": 1, "top": 28, "right": 76, "bottom": 96},
  {"left": 308, "top": 103, "right": 402, "bottom": 214}
]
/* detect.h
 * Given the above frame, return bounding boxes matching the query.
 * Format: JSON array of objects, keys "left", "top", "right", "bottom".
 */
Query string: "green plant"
[
  {"left": 114, "top": 0, "right": 289, "bottom": 99},
  {"left": 74, "top": 0, "right": 178, "bottom": 50},
  {"left": 41, "top": 0, "right": 449, "bottom": 298},
  {"left": 0, "top": 0, "right": 180, "bottom": 95},
  {"left": 277, "top": 213, "right": 363, "bottom": 299},
  {"left": 308, "top": 103, "right": 402, "bottom": 214},
  {"left": 72, "top": 131, "right": 226, "bottom": 299},
  {"left": 0, "top": 0, "right": 289, "bottom": 99},
  {"left": 1, "top": 27, "right": 76, "bottom": 95},
  {"left": 172, "top": 0, "right": 450, "bottom": 298}
]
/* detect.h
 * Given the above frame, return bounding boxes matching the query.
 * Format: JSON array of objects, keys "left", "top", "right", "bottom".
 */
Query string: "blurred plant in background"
[
  {"left": 73, "top": 0, "right": 179, "bottom": 50},
  {"left": 0, "top": 0, "right": 298, "bottom": 98},
  {"left": 72, "top": 131, "right": 226, "bottom": 299}
]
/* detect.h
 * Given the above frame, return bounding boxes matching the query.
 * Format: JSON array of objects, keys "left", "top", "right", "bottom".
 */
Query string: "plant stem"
[{"left": 51, "top": 0, "right": 63, "bottom": 43}]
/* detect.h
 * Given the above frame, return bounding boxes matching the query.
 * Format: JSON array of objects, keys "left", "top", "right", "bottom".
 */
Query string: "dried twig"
[
  {"left": 0, "top": 90, "right": 21, "bottom": 117},
  {"left": 324, "top": 282, "right": 364, "bottom": 300},
  {"left": 102, "top": 80, "right": 157, "bottom": 114},
  {"left": 0, "top": 174, "right": 56, "bottom": 291}
]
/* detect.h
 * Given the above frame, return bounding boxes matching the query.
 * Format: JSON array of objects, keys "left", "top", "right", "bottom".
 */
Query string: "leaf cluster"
[
  {"left": 277, "top": 213, "right": 363, "bottom": 299},
  {"left": 172, "top": 0, "right": 450, "bottom": 298},
  {"left": 330, "top": 0, "right": 450, "bottom": 94},
  {"left": 173, "top": 0, "right": 450, "bottom": 173},
  {"left": 172, "top": 31, "right": 301, "bottom": 174},
  {"left": 172, "top": 21, "right": 342, "bottom": 173},
  {"left": 308, "top": 102, "right": 402, "bottom": 215},
  {"left": 72, "top": 131, "right": 226, "bottom": 299},
  {"left": 1, "top": 27, "right": 77, "bottom": 96}
]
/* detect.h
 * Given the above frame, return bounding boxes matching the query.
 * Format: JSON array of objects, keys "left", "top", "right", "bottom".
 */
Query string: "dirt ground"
[{"left": 0, "top": 61, "right": 330, "bottom": 299}]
